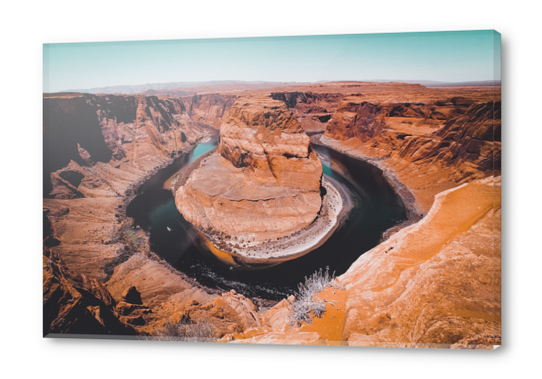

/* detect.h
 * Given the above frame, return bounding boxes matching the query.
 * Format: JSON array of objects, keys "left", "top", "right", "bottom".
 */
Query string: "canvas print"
[{"left": 43, "top": 30, "right": 501, "bottom": 349}]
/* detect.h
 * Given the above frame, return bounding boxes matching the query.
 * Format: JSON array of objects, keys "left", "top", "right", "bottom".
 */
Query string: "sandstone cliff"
[
  {"left": 43, "top": 93, "right": 222, "bottom": 336},
  {"left": 340, "top": 176, "right": 501, "bottom": 348},
  {"left": 44, "top": 93, "right": 202, "bottom": 198},
  {"left": 324, "top": 95, "right": 497, "bottom": 158},
  {"left": 175, "top": 97, "right": 324, "bottom": 249},
  {"left": 321, "top": 90, "right": 501, "bottom": 212},
  {"left": 270, "top": 91, "right": 343, "bottom": 132},
  {"left": 43, "top": 249, "right": 136, "bottom": 336},
  {"left": 180, "top": 93, "right": 237, "bottom": 129}
]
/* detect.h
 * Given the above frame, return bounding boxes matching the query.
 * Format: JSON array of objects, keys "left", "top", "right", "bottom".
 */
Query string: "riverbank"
[{"left": 313, "top": 133, "right": 422, "bottom": 218}]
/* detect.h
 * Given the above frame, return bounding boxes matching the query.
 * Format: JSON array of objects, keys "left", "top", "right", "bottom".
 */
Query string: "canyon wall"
[
  {"left": 321, "top": 90, "right": 501, "bottom": 211},
  {"left": 43, "top": 93, "right": 200, "bottom": 198},
  {"left": 324, "top": 95, "right": 500, "bottom": 173},
  {"left": 43, "top": 93, "right": 217, "bottom": 335},
  {"left": 270, "top": 91, "right": 343, "bottom": 132},
  {"left": 180, "top": 93, "right": 237, "bottom": 129},
  {"left": 340, "top": 176, "right": 501, "bottom": 348},
  {"left": 43, "top": 249, "right": 136, "bottom": 336}
]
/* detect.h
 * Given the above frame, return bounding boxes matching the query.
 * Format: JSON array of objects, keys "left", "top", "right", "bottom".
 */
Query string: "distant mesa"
[{"left": 64, "top": 80, "right": 309, "bottom": 95}]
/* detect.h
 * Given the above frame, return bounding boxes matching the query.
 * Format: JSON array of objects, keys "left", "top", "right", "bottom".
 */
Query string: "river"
[{"left": 126, "top": 136, "right": 407, "bottom": 300}]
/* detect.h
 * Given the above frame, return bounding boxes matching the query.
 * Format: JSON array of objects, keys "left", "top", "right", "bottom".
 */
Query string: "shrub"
[
  {"left": 290, "top": 267, "right": 337, "bottom": 327},
  {"left": 151, "top": 319, "right": 217, "bottom": 342}
]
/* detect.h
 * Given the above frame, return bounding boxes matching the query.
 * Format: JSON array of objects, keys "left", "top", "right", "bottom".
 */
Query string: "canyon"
[{"left": 43, "top": 82, "right": 501, "bottom": 348}]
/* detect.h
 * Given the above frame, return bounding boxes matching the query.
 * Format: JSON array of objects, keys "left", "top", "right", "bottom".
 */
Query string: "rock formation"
[
  {"left": 43, "top": 92, "right": 219, "bottom": 336},
  {"left": 181, "top": 93, "right": 236, "bottom": 129},
  {"left": 43, "top": 249, "right": 135, "bottom": 336},
  {"left": 340, "top": 176, "right": 501, "bottom": 348},
  {"left": 270, "top": 92, "right": 343, "bottom": 132},
  {"left": 43, "top": 82, "right": 501, "bottom": 348},
  {"left": 320, "top": 88, "right": 501, "bottom": 212},
  {"left": 175, "top": 96, "right": 324, "bottom": 247},
  {"left": 43, "top": 93, "right": 203, "bottom": 198}
]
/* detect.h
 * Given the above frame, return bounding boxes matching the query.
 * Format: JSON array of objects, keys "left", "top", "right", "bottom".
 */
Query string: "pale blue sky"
[{"left": 43, "top": 30, "right": 501, "bottom": 93}]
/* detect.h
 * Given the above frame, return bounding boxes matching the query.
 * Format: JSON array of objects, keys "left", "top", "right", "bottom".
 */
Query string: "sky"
[{"left": 43, "top": 30, "right": 501, "bottom": 93}]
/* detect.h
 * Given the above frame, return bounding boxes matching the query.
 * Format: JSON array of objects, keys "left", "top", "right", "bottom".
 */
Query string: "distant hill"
[
  {"left": 422, "top": 80, "right": 501, "bottom": 87},
  {"left": 65, "top": 79, "right": 501, "bottom": 95},
  {"left": 369, "top": 79, "right": 501, "bottom": 87},
  {"left": 66, "top": 81, "right": 306, "bottom": 95}
]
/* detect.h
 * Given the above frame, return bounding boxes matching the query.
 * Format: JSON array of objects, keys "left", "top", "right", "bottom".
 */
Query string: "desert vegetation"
[{"left": 290, "top": 267, "right": 340, "bottom": 326}]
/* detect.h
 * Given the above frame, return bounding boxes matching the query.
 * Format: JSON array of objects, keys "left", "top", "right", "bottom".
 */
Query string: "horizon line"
[{"left": 58, "top": 78, "right": 501, "bottom": 94}]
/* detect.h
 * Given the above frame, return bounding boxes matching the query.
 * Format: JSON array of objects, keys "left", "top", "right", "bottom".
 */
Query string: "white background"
[{"left": 1, "top": 1, "right": 540, "bottom": 378}]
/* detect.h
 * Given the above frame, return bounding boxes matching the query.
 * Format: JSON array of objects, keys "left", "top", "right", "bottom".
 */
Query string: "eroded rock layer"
[
  {"left": 44, "top": 93, "right": 203, "bottom": 198},
  {"left": 270, "top": 91, "right": 343, "bottom": 132},
  {"left": 43, "top": 93, "right": 222, "bottom": 336},
  {"left": 341, "top": 176, "right": 501, "bottom": 348},
  {"left": 320, "top": 88, "right": 501, "bottom": 212},
  {"left": 43, "top": 249, "right": 136, "bottom": 336},
  {"left": 175, "top": 97, "right": 324, "bottom": 244},
  {"left": 181, "top": 93, "right": 237, "bottom": 129}
]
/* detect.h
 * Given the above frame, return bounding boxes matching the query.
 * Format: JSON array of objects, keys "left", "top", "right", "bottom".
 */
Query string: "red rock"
[
  {"left": 43, "top": 251, "right": 135, "bottom": 336},
  {"left": 43, "top": 83, "right": 502, "bottom": 347},
  {"left": 181, "top": 93, "right": 236, "bottom": 129},
  {"left": 339, "top": 177, "right": 501, "bottom": 348},
  {"left": 175, "top": 96, "right": 323, "bottom": 245}
]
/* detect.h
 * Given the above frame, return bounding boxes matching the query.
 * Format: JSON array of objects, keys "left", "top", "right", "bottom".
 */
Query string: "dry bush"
[{"left": 290, "top": 267, "right": 337, "bottom": 326}]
